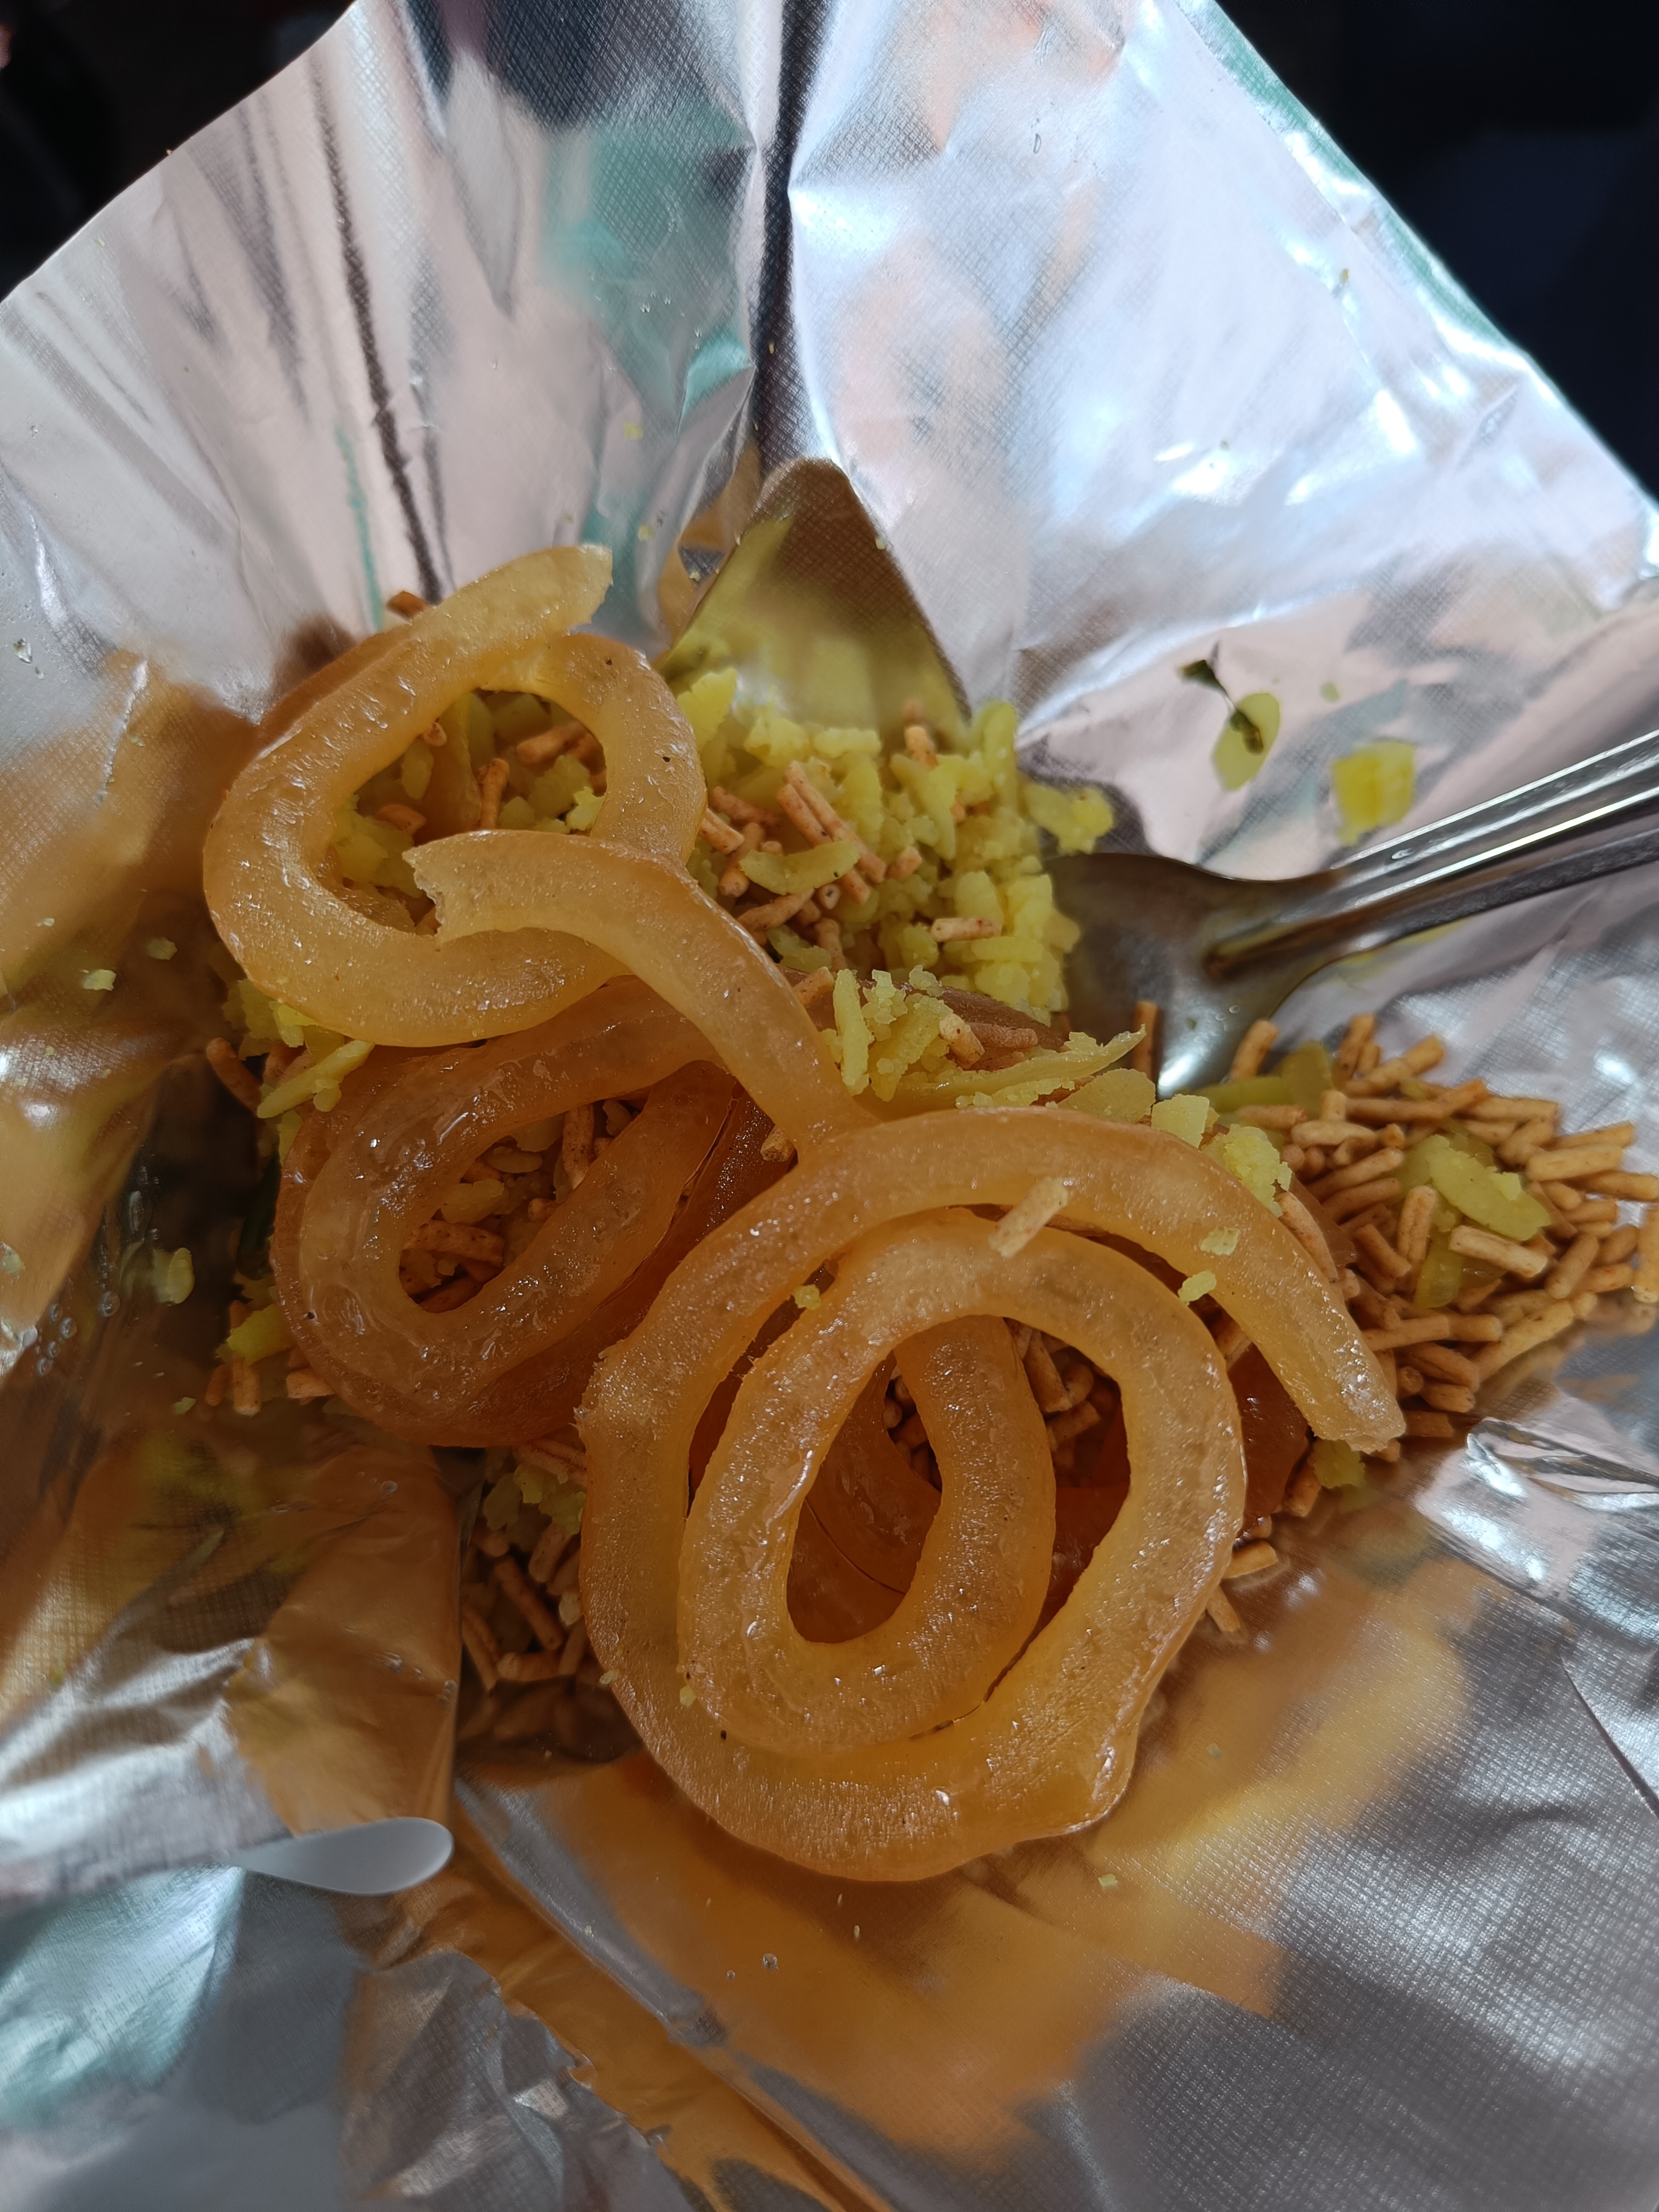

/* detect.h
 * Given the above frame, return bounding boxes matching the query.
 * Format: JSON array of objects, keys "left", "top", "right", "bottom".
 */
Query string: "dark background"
[
  {"left": 0, "top": 2, "right": 348, "bottom": 285},
  {"left": 4, "top": 0, "right": 1659, "bottom": 490}
]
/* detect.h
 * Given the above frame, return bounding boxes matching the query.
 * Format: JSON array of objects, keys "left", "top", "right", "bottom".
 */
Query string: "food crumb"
[
  {"left": 1200, "top": 1228, "right": 1240, "bottom": 1257},
  {"left": 1208, "top": 1120, "right": 1293, "bottom": 1212},
  {"left": 145, "top": 938, "right": 177, "bottom": 960},
  {"left": 0, "top": 1245, "right": 21, "bottom": 1277},
  {"left": 80, "top": 969, "right": 116, "bottom": 992},
  {"left": 1333, "top": 739, "right": 1416, "bottom": 844},
  {"left": 1178, "top": 1270, "right": 1217, "bottom": 1305},
  {"left": 679, "top": 1683, "right": 697, "bottom": 1707},
  {"left": 1023, "top": 779, "right": 1116, "bottom": 853},
  {"left": 792, "top": 1284, "right": 821, "bottom": 1309},
  {"left": 172, "top": 1396, "right": 196, "bottom": 1414},
  {"left": 1151, "top": 1094, "right": 1212, "bottom": 1147},
  {"left": 1212, "top": 691, "right": 1281, "bottom": 791},
  {"left": 1208, "top": 1743, "right": 1222, "bottom": 1760},
  {"left": 153, "top": 1247, "right": 195, "bottom": 1305},
  {"left": 989, "top": 1176, "right": 1070, "bottom": 1258},
  {"left": 1098, "top": 1873, "right": 1119, "bottom": 1890},
  {"left": 1311, "top": 1438, "right": 1365, "bottom": 1489}
]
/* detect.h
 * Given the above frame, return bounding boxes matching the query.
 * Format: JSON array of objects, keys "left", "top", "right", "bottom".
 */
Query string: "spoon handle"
[{"left": 1210, "top": 728, "right": 1659, "bottom": 973}]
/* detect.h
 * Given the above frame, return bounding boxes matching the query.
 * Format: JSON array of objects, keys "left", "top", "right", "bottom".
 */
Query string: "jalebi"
[
  {"left": 586, "top": 1211, "right": 1245, "bottom": 1877},
  {"left": 685, "top": 1296, "right": 1054, "bottom": 1752},
  {"left": 276, "top": 981, "right": 730, "bottom": 1437},
  {"left": 197, "top": 547, "right": 1414, "bottom": 1883},
  {"left": 409, "top": 820, "right": 1399, "bottom": 1872},
  {"left": 205, "top": 549, "right": 704, "bottom": 1045},
  {"left": 410, "top": 833, "right": 869, "bottom": 1152}
]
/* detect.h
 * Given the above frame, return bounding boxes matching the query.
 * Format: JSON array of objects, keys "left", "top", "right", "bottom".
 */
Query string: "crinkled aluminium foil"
[{"left": 2, "top": 0, "right": 1659, "bottom": 2204}]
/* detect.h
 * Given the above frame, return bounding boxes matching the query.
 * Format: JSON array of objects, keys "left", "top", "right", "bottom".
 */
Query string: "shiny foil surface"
[{"left": 2, "top": 0, "right": 1659, "bottom": 2204}]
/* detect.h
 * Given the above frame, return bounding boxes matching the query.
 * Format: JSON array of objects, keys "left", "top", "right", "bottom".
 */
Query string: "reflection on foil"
[
  {"left": 451, "top": 1498, "right": 1659, "bottom": 2211},
  {"left": 3, "top": 0, "right": 1659, "bottom": 2203},
  {"left": 0, "top": 1597, "right": 282, "bottom": 1912},
  {"left": 0, "top": 1866, "right": 715, "bottom": 2210},
  {"left": 1417, "top": 1412, "right": 1659, "bottom": 1812}
]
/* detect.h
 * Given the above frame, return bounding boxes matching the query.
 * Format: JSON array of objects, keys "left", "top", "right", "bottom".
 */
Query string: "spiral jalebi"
[{"left": 203, "top": 545, "right": 1401, "bottom": 1880}]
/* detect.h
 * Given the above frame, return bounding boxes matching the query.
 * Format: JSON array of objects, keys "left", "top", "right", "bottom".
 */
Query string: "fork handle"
[{"left": 1210, "top": 728, "right": 1659, "bottom": 974}]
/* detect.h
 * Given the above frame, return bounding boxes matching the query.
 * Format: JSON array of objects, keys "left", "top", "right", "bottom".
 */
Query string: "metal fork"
[{"left": 1050, "top": 730, "right": 1659, "bottom": 1091}]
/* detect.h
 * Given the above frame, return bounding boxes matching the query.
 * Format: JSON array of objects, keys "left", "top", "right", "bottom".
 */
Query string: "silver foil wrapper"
[{"left": 3, "top": 0, "right": 1659, "bottom": 2203}]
